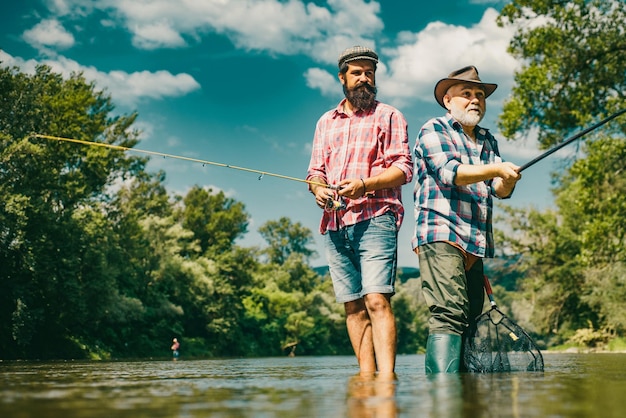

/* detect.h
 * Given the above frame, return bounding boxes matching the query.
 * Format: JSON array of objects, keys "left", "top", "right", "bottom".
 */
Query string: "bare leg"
[
  {"left": 364, "top": 293, "right": 397, "bottom": 373},
  {"left": 345, "top": 299, "right": 376, "bottom": 372}
]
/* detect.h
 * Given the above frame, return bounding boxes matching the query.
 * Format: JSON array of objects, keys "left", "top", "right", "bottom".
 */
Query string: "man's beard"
[
  {"left": 343, "top": 83, "right": 377, "bottom": 111},
  {"left": 449, "top": 101, "right": 484, "bottom": 127}
]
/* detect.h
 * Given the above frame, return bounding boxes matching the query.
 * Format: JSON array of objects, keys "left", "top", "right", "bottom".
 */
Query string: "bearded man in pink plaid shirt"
[{"left": 307, "top": 46, "right": 413, "bottom": 374}]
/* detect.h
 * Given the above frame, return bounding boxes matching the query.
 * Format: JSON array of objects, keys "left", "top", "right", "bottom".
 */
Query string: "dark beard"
[{"left": 343, "top": 83, "right": 377, "bottom": 111}]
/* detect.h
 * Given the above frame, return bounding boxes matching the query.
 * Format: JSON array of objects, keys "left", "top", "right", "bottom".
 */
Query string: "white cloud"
[
  {"left": 0, "top": 50, "right": 40, "bottom": 73},
  {"left": 22, "top": 18, "right": 75, "bottom": 51},
  {"left": 304, "top": 67, "right": 340, "bottom": 98},
  {"left": 47, "top": 0, "right": 383, "bottom": 59},
  {"left": 303, "top": 8, "right": 519, "bottom": 109},
  {"left": 131, "top": 20, "right": 187, "bottom": 50},
  {"left": 23, "top": 2, "right": 526, "bottom": 112},
  {"left": 0, "top": 50, "right": 200, "bottom": 108},
  {"left": 381, "top": 8, "right": 519, "bottom": 107},
  {"left": 7, "top": 3, "right": 531, "bottom": 152},
  {"left": 106, "top": 69, "right": 200, "bottom": 102},
  {"left": 46, "top": 0, "right": 93, "bottom": 17}
]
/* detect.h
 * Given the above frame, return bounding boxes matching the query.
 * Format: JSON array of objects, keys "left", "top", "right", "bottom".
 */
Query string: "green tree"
[
  {"left": 1, "top": 62, "right": 457, "bottom": 359},
  {"left": 493, "top": 0, "right": 626, "bottom": 347},
  {"left": 0, "top": 65, "right": 144, "bottom": 358},
  {"left": 182, "top": 246, "right": 259, "bottom": 356},
  {"left": 498, "top": 0, "right": 626, "bottom": 148},
  {"left": 107, "top": 172, "right": 173, "bottom": 302},
  {"left": 555, "top": 138, "right": 626, "bottom": 335},
  {"left": 496, "top": 137, "right": 626, "bottom": 344},
  {"left": 176, "top": 185, "right": 249, "bottom": 255},
  {"left": 496, "top": 205, "right": 591, "bottom": 341},
  {"left": 240, "top": 219, "right": 346, "bottom": 356},
  {"left": 242, "top": 258, "right": 346, "bottom": 356},
  {"left": 258, "top": 217, "right": 317, "bottom": 265}
]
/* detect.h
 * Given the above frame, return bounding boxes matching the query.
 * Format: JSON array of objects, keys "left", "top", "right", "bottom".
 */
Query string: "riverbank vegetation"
[{"left": 1, "top": 0, "right": 625, "bottom": 360}]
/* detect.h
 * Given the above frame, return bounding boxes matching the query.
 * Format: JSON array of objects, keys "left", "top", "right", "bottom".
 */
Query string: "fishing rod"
[
  {"left": 32, "top": 133, "right": 348, "bottom": 211},
  {"left": 32, "top": 133, "right": 332, "bottom": 189},
  {"left": 518, "top": 108, "right": 626, "bottom": 172}
]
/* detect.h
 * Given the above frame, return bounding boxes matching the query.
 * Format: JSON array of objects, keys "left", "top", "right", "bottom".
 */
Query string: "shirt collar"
[{"left": 332, "top": 99, "right": 349, "bottom": 117}]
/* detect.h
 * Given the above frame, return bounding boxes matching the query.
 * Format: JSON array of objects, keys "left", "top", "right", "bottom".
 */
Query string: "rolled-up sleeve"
[{"left": 385, "top": 110, "right": 413, "bottom": 184}]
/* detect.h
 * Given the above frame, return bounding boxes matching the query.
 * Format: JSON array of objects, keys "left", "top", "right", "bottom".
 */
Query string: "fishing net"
[{"left": 463, "top": 276, "right": 544, "bottom": 373}]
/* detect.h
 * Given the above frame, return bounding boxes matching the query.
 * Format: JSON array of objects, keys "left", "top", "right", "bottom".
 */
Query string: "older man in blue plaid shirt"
[{"left": 413, "top": 66, "right": 522, "bottom": 373}]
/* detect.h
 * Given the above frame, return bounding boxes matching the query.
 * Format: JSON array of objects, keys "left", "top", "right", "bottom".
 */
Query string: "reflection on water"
[
  {"left": 346, "top": 372, "right": 398, "bottom": 417},
  {"left": 1, "top": 353, "right": 625, "bottom": 417}
]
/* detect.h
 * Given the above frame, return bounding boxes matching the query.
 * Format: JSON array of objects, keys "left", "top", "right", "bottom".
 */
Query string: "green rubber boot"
[{"left": 425, "top": 333, "right": 462, "bottom": 374}]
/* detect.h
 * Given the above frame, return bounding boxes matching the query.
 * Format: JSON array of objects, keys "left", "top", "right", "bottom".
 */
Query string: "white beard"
[{"left": 449, "top": 101, "right": 484, "bottom": 127}]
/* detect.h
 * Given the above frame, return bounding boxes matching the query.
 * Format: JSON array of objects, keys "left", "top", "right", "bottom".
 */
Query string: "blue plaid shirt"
[{"left": 412, "top": 113, "right": 506, "bottom": 258}]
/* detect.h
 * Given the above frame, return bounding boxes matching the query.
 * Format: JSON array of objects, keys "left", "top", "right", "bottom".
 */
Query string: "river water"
[{"left": 1, "top": 353, "right": 625, "bottom": 417}]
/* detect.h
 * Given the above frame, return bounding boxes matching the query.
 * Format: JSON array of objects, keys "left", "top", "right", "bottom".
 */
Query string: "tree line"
[
  {"left": 0, "top": 63, "right": 429, "bottom": 359},
  {"left": 1, "top": 0, "right": 625, "bottom": 359}
]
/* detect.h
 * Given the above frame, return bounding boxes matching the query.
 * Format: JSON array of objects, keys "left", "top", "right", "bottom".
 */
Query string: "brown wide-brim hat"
[{"left": 434, "top": 65, "right": 497, "bottom": 108}]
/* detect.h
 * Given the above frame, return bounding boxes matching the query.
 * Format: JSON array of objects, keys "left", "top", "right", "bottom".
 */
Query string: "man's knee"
[{"left": 363, "top": 293, "right": 393, "bottom": 316}]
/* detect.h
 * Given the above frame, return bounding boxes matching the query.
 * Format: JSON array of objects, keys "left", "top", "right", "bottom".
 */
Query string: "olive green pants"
[{"left": 418, "top": 242, "right": 485, "bottom": 336}]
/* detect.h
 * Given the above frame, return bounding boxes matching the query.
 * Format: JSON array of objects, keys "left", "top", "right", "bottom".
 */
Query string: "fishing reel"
[
  {"left": 324, "top": 184, "right": 347, "bottom": 212},
  {"left": 324, "top": 195, "right": 347, "bottom": 211}
]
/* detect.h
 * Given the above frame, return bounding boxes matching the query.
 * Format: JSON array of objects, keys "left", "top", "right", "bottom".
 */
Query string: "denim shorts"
[{"left": 324, "top": 212, "right": 398, "bottom": 303}]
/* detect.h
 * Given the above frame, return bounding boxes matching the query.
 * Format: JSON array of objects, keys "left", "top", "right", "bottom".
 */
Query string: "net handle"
[{"left": 483, "top": 275, "right": 497, "bottom": 308}]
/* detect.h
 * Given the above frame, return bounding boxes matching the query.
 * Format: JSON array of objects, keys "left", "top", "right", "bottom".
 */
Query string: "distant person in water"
[{"left": 171, "top": 338, "right": 180, "bottom": 360}]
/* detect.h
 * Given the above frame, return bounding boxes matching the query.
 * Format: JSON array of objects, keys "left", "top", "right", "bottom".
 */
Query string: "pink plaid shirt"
[{"left": 307, "top": 99, "right": 413, "bottom": 233}]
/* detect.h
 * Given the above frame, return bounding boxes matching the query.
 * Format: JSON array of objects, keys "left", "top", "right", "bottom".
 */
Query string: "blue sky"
[{"left": 0, "top": 0, "right": 558, "bottom": 267}]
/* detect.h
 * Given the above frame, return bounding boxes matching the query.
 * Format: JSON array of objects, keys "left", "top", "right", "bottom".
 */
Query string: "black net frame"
[{"left": 463, "top": 276, "right": 544, "bottom": 373}]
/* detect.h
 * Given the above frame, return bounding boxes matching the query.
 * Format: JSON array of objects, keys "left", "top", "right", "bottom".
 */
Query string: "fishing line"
[{"left": 31, "top": 134, "right": 330, "bottom": 190}]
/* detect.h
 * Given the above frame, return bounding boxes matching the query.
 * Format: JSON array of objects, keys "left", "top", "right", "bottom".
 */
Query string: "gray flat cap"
[{"left": 338, "top": 46, "right": 378, "bottom": 68}]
